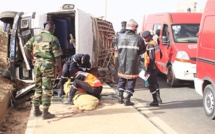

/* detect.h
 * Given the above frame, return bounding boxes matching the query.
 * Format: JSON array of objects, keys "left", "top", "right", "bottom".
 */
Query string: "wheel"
[
  {"left": 166, "top": 65, "right": 178, "bottom": 87},
  {"left": 203, "top": 84, "right": 215, "bottom": 120}
]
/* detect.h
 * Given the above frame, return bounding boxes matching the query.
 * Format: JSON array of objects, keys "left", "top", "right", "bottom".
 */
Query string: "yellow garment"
[
  {"left": 64, "top": 78, "right": 71, "bottom": 95},
  {"left": 73, "top": 91, "right": 99, "bottom": 111},
  {"left": 63, "top": 78, "right": 99, "bottom": 111}
]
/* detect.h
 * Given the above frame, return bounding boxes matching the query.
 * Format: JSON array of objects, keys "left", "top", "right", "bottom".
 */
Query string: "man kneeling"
[{"left": 64, "top": 71, "right": 103, "bottom": 105}]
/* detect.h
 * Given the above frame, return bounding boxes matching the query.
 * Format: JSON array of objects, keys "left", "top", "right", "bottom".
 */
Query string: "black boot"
[
  {"left": 33, "top": 106, "right": 42, "bottom": 117},
  {"left": 148, "top": 93, "right": 159, "bottom": 106},
  {"left": 156, "top": 90, "right": 162, "bottom": 104},
  {"left": 58, "top": 84, "right": 64, "bottom": 98},
  {"left": 63, "top": 88, "right": 76, "bottom": 105},
  {"left": 118, "top": 91, "right": 124, "bottom": 104},
  {"left": 124, "top": 93, "right": 134, "bottom": 106},
  {"left": 42, "top": 108, "right": 55, "bottom": 119},
  {"left": 58, "top": 79, "right": 67, "bottom": 97}
]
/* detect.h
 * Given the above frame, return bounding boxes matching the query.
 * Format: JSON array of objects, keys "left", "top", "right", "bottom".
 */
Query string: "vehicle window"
[
  {"left": 152, "top": 24, "right": 161, "bottom": 35},
  {"left": 172, "top": 24, "right": 199, "bottom": 43}
]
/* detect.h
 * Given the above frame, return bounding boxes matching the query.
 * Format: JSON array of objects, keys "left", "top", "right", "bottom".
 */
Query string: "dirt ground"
[{"left": 0, "top": 29, "right": 30, "bottom": 134}]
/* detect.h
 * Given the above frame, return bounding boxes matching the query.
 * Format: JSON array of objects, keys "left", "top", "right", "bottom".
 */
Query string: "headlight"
[{"left": 175, "top": 51, "right": 190, "bottom": 62}]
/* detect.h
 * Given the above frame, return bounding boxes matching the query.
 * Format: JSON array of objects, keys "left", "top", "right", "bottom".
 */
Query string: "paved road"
[{"left": 132, "top": 75, "right": 215, "bottom": 134}]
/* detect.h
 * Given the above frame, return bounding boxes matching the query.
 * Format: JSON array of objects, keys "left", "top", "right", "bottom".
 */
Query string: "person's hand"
[{"left": 144, "top": 71, "right": 149, "bottom": 77}]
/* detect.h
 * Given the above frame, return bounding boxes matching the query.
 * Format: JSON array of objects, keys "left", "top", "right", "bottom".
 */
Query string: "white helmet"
[{"left": 126, "top": 19, "right": 138, "bottom": 31}]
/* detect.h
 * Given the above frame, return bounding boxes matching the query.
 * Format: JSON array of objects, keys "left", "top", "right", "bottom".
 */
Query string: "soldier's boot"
[
  {"left": 118, "top": 91, "right": 124, "bottom": 104},
  {"left": 156, "top": 90, "right": 162, "bottom": 104},
  {"left": 124, "top": 93, "right": 134, "bottom": 106},
  {"left": 148, "top": 93, "right": 159, "bottom": 107},
  {"left": 33, "top": 106, "right": 42, "bottom": 117},
  {"left": 42, "top": 108, "right": 55, "bottom": 120},
  {"left": 63, "top": 88, "right": 76, "bottom": 105}
]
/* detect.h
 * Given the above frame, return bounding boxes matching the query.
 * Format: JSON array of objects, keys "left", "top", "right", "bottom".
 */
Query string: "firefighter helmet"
[{"left": 126, "top": 19, "right": 138, "bottom": 31}]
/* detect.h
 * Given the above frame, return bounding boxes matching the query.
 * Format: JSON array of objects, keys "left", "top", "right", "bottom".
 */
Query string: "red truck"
[
  {"left": 142, "top": 12, "right": 202, "bottom": 87},
  {"left": 194, "top": 0, "right": 215, "bottom": 120}
]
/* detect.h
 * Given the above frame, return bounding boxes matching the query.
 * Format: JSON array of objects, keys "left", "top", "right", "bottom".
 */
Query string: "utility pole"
[{"left": 104, "top": 0, "right": 107, "bottom": 20}]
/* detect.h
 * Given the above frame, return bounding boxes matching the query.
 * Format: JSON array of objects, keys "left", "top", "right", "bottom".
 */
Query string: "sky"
[{"left": 0, "top": 0, "right": 207, "bottom": 32}]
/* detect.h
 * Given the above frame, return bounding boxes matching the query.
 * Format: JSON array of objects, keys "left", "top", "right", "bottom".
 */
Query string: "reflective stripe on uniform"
[
  {"left": 118, "top": 73, "right": 139, "bottom": 79},
  {"left": 118, "top": 45, "right": 140, "bottom": 50}
]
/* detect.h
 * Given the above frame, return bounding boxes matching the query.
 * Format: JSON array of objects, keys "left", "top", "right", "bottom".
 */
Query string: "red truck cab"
[
  {"left": 142, "top": 12, "right": 202, "bottom": 87},
  {"left": 194, "top": 0, "right": 215, "bottom": 120}
]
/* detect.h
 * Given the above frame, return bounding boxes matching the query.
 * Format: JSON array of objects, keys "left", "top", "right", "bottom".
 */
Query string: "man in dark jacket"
[
  {"left": 116, "top": 19, "right": 146, "bottom": 106},
  {"left": 58, "top": 54, "right": 91, "bottom": 97}
]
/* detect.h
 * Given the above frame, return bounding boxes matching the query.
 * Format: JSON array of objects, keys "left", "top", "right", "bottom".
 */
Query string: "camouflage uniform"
[{"left": 24, "top": 30, "right": 62, "bottom": 109}]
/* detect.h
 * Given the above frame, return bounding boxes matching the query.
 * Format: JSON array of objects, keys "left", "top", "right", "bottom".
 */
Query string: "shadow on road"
[{"left": 134, "top": 98, "right": 202, "bottom": 111}]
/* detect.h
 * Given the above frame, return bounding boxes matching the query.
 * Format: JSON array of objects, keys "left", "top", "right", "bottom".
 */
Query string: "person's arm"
[
  {"left": 69, "top": 61, "right": 79, "bottom": 78},
  {"left": 24, "top": 37, "right": 34, "bottom": 62},
  {"left": 138, "top": 36, "right": 146, "bottom": 61},
  {"left": 145, "top": 44, "right": 155, "bottom": 73},
  {"left": 55, "top": 56, "right": 62, "bottom": 76},
  {"left": 52, "top": 36, "right": 63, "bottom": 77}
]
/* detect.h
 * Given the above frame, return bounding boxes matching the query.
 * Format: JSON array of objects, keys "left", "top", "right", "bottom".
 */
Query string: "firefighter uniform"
[
  {"left": 116, "top": 19, "right": 146, "bottom": 106},
  {"left": 143, "top": 30, "right": 162, "bottom": 106}
]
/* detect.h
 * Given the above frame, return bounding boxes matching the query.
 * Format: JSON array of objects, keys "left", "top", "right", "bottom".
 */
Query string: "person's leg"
[
  {"left": 59, "top": 62, "right": 70, "bottom": 97},
  {"left": 154, "top": 69, "right": 162, "bottom": 104},
  {"left": 33, "top": 64, "right": 42, "bottom": 117},
  {"left": 92, "top": 87, "right": 103, "bottom": 99},
  {"left": 148, "top": 70, "right": 159, "bottom": 106},
  {"left": 64, "top": 79, "right": 90, "bottom": 104},
  {"left": 41, "top": 61, "right": 55, "bottom": 119},
  {"left": 155, "top": 81, "right": 162, "bottom": 104},
  {"left": 117, "top": 77, "right": 126, "bottom": 104},
  {"left": 63, "top": 87, "right": 77, "bottom": 105},
  {"left": 124, "top": 78, "right": 136, "bottom": 106}
]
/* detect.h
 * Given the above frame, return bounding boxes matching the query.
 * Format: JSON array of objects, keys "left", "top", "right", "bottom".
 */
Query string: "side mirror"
[{"left": 162, "top": 36, "right": 169, "bottom": 44}]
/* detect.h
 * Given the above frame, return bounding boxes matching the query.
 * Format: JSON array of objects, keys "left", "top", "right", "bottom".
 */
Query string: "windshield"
[{"left": 172, "top": 24, "right": 199, "bottom": 43}]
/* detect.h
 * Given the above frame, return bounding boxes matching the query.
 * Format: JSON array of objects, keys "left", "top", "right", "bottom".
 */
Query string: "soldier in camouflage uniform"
[{"left": 24, "top": 21, "right": 63, "bottom": 119}]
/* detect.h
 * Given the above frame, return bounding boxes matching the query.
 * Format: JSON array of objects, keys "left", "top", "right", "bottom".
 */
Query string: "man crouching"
[{"left": 63, "top": 71, "right": 103, "bottom": 105}]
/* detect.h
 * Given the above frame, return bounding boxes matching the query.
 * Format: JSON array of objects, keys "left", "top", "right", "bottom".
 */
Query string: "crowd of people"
[
  {"left": 23, "top": 19, "right": 163, "bottom": 120},
  {"left": 24, "top": 21, "right": 103, "bottom": 120},
  {"left": 114, "top": 19, "right": 162, "bottom": 107}
]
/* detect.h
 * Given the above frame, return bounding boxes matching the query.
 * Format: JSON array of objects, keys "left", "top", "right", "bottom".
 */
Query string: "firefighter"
[
  {"left": 58, "top": 53, "right": 91, "bottom": 97},
  {"left": 63, "top": 71, "right": 103, "bottom": 105},
  {"left": 141, "top": 30, "right": 162, "bottom": 106},
  {"left": 116, "top": 19, "right": 146, "bottom": 106}
]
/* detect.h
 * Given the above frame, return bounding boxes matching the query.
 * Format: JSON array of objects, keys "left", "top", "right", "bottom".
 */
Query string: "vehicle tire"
[
  {"left": 0, "top": 11, "right": 17, "bottom": 19},
  {"left": 166, "top": 65, "right": 178, "bottom": 87},
  {"left": 203, "top": 84, "right": 215, "bottom": 120}
]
